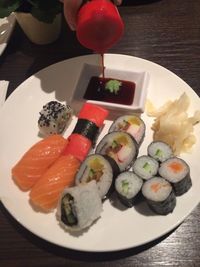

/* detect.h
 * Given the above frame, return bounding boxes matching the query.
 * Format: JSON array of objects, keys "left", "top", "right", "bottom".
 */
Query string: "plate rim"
[{"left": 0, "top": 53, "right": 200, "bottom": 252}]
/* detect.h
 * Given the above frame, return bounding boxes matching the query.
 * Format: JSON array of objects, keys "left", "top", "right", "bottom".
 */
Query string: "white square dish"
[{"left": 70, "top": 63, "right": 150, "bottom": 115}]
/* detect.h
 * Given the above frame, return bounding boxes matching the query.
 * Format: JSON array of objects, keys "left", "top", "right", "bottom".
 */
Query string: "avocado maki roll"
[
  {"left": 132, "top": 155, "right": 159, "bottom": 180},
  {"left": 96, "top": 131, "right": 138, "bottom": 172},
  {"left": 115, "top": 172, "right": 143, "bottom": 207},
  {"left": 142, "top": 176, "right": 176, "bottom": 215},
  {"left": 158, "top": 157, "right": 192, "bottom": 196},
  {"left": 57, "top": 180, "right": 102, "bottom": 231},
  {"left": 109, "top": 115, "right": 145, "bottom": 145},
  {"left": 75, "top": 154, "right": 120, "bottom": 199},
  {"left": 148, "top": 141, "right": 173, "bottom": 162}
]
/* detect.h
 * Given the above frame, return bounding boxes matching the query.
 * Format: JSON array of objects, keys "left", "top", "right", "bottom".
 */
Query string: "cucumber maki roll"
[
  {"left": 109, "top": 115, "right": 145, "bottom": 145},
  {"left": 142, "top": 177, "right": 176, "bottom": 215},
  {"left": 158, "top": 157, "right": 192, "bottom": 196},
  {"left": 38, "top": 101, "right": 73, "bottom": 136},
  {"left": 57, "top": 180, "right": 102, "bottom": 231},
  {"left": 75, "top": 154, "right": 120, "bottom": 199},
  {"left": 132, "top": 155, "right": 159, "bottom": 180},
  {"left": 148, "top": 141, "right": 173, "bottom": 162},
  {"left": 115, "top": 172, "right": 143, "bottom": 207},
  {"left": 96, "top": 131, "right": 138, "bottom": 172}
]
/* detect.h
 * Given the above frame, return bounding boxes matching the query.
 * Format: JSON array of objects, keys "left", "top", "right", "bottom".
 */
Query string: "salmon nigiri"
[
  {"left": 30, "top": 154, "right": 80, "bottom": 212},
  {"left": 12, "top": 135, "right": 68, "bottom": 191}
]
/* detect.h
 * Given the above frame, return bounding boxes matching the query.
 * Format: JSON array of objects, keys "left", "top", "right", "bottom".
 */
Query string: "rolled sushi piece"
[
  {"left": 115, "top": 172, "right": 143, "bottom": 207},
  {"left": 142, "top": 176, "right": 176, "bottom": 215},
  {"left": 38, "top": 101, "right": 73, "bottom": 136},
  {"left": 75, "top": 154, "right": 120, "bottom": 199},
  {"left": 132, "top": 155, "right": 159, "bottom": 181},
  {"left": 57, "top": 180, "right": 102, "bottom": 231},
  {"left": 96, "top": 131, "right": 138, "bottom": 172},
  {"left": 158, "top": 157, "right": 192, "bottom": 196},
  {"left": 148, "top": 141, "right": 173, "bottom": 162},
  {"left": 109, "top": 115, "right": 145, "bottom": 145}
]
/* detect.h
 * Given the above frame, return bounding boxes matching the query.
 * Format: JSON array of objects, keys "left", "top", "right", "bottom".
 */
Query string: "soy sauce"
[{"left": 84, "top": 76, "right": 135, "bottom": 105}]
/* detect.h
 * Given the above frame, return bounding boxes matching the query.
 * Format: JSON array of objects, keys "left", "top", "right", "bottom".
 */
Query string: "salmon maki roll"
[
  {"left": 12, "top": 135, "right": 68, "bottom": 191},
  {"left": 30, "top": 154, "right": 80, "bottom": 212}
]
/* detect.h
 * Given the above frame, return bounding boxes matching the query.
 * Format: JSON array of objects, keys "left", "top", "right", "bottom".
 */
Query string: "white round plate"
[
  {"left": 0, "top": 54, "right": 200, "bottom": 252},
  {"left": 0, "top": 13, "right": 16, "bottom": 56}
]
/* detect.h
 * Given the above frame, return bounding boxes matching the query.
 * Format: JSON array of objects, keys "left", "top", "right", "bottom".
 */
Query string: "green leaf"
[
  {"left": 0, "top": 0, "right": 21, "bottom": 17},
  {"left": 30, "top": 0, "right": 62, "bottom": 23},
  {"left": 0, "top": 0, "right": 62, "bottom": 22}
]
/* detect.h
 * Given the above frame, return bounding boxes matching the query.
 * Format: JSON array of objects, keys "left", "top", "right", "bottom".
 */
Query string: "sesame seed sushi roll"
[
  {"left": 75, "top": 154, "right": 120, "bottom": 199},
  {"left": 109, "top": 115, "right": 146, "bottom": 145},
  {"left": 38, "top": 101, "right": 73, "bottom": 136},
  {"left": 96, "top": 131, "right": 139, "bottom": 172},
  {"left": 142, "top": 177, "right": 176, "bottom": 215},
  {"left": 115, "top": 172, "right": 143, "bottom": 207},
  {"left": 158, "top": 157, "right": 192, "bottom": 196},
  {"left": 148, "top": 141, "right": 173, "bottom": 162},
  {"left": 57, "top": 180, "right": 102, "bottom": 232},
  {"left": 132, "top": 156, "right": 159, "bottom": 181}
]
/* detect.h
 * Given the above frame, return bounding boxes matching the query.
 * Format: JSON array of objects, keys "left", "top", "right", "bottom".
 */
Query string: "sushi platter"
[{"left": 0, "top": 54, "right": 200, "bottom": 252}]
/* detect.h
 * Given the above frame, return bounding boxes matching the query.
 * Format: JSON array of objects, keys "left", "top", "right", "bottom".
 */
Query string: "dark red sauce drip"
[
  {"left": 84, "top": 76, "right": 135, "bottom": 105},
  {"left": 100, "top": 53, "right": 105, "bottom": 78}
]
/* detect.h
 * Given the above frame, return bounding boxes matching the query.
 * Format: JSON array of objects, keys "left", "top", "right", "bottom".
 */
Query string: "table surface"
[{"left": 0, "top": 0, "right": 200, "bottom": 266}]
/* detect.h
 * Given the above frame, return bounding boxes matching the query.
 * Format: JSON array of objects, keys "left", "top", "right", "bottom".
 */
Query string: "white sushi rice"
[
  {"left": 96, "top": 131, "right": 138, "bottom": 171},
  {"left": 75, "top": 154, "right": 114, "bottom": 199},
  {"left": 109, "top": 115, "right": 145, "bottom": 144},
  {"left": 148, "top": 141, "right": 173, "bottom": 162},
  {"left": 142, "top": 177, "right": 172, "bottom": 202},
  {"left": 133, "top": 155, "right": 159, "bottom": 180},
  {"left": 38, "top": 101, "right": 73, "bottom": 136},
  {"left": 115, "top": 172, "right": 143, "bottom": 199},
  {"left": 56, "top": 181, "right": 102, "bottom": 232},
  {"left": 159, "top": 157, "right": 189, "bottom": 183}
]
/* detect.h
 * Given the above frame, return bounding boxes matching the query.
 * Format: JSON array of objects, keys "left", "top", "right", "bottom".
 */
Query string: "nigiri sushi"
[
  {"left": 12, "top": 135, "right": 68, "bottom": 191},
  {"left": 63, "top": 103, "right": 109, "bottom": 161},
  {"left": 30, "top": 154, "right": 80, "bottom": 212},
  {"left": 29, "top": 103, "right": 109, "bottom": 211}
]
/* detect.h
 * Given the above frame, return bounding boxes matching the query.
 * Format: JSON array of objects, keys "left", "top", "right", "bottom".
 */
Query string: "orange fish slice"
[
  {"left": 12, "top": 135, "right": 68, "bottom": 191},
  {"left": 30, "top": 154, "right": 80, "bottom": 212}
]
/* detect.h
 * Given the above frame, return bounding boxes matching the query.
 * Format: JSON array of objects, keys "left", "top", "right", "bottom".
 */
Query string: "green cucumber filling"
[
  {"left": 61, "top": 193, "right": 78, "bottom": 226},
  {"left": 155, "top": 149, "right": 163, "bottom": 157},
  {"left": 143, "top": 162, "right": 152, "bottom": 172},
  {"left": 121, "top": 180, "right": 130, "bottom": 195}
]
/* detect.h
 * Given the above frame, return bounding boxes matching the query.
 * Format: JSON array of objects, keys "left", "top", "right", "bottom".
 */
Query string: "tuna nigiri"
[
  {"left": 63, "top": 103, "right": 109, "bottom": 161},
  {"left": 12, "top": 135, "right": 68, "bottom": 191},
  {"left": 30, "top": 154, "right": 80, "bottom": 212}
]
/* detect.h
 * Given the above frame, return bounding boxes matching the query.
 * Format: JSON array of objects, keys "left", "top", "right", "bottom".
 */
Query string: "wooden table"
[{"left": 0, "top": 0, "right": 200, "bottom": 266}]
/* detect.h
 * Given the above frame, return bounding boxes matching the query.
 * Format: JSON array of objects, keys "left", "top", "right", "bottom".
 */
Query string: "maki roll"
[
  {"left": 148, "top": 141, "right": 173, "bottom": 162},
  {"left": 96, "top": 131, "right": 138, "bottom": 172},
  {"left": 109, "top": 115, "right": 145, "bottom": 145},
  {"left": 38, "top": 101, "right": 73, "bottom": 136},
  {"left": 115, "top": 172, "right": 143, "bottom": 207},
  {"left": 142, "top": 177, "right": 176, "bottom": 215},
  {"left": 75, "top": 154, "right": 120, "bottom": 198},
  {"left": 57, "top": 180, "right": 102, "bottom": 231},
  {"left": 158, "top": 157, "right": 192, "bottom": 196},
  {"left": 132, "top": 156, "right": 159, "bottom": 180}
]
